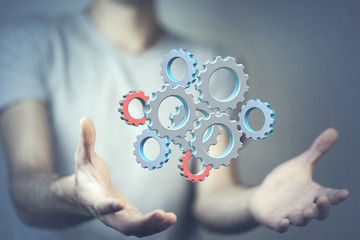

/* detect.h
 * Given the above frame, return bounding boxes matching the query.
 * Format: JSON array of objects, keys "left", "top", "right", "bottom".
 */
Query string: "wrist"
[
  {"left": 51, "top": 174, "right": 92, "bottom": 217},
  {"left": 245, "top": 186, "right": 260, "bottom": 224}
]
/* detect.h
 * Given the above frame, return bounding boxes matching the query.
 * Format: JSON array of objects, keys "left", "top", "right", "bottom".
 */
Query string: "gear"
[
  {"left": 120, "top": 50, "right": 276, "bottom": 182},
  {"left": 196, "top": 56, "right": 249, "bottom": 112},
  {"left": 161, "top": 49, "right": 198, "bottom": 88},
  {"left": 133, "top": 129, "right": 171, "bottom": 170},
  {"left": 238, "top": 99, "right": 275, "bottom": 140},
  {"left": 146, "top": 85, "right": 209, "bottom": 141},
  {"left": 119, "top": 91, "right": 149, "bottom": 126},
  {"left": 191, "top": 113, "right": 243, "bottom": 169},
  {"left": 179, "top": 151, "right": 211, "bottom": 183}
]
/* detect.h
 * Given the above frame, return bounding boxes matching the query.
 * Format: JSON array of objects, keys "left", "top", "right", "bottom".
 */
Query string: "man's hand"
[
  {"left": 74, "top": 117, "right": 176, "bottom": 237},
  {"left": 249, "top": 128, "right": 349, "bottom": 232}
]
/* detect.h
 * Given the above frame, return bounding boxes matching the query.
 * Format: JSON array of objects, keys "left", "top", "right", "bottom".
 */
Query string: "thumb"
[
  {"left": 75, "top": 117, "right": 96, "bottom": 165},
  {"left": 303, "top": 128, "right": 338, "bottom": 168}
]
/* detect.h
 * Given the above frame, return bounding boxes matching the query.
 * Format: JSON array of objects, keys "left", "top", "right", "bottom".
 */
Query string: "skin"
[
  {"left": 194, "top": 127, "right": 349, "bottom": 233},
  {"left": 248, "top": 129, "right": 349, "bottom": 232},
  {"left": 0, "top": 0, "right": 349, "bottom": 237},
  {"left": 74, "top": 115, "right": 176, "bottom": 237},
  {"left": 0, "top": 101, "right": 175, "bottom": 237},
  {"left": 89, "top": 0, "right": 163, "bottom": 54}
]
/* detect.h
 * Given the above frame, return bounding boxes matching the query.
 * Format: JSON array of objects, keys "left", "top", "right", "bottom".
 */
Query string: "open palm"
[
  {"left": 249, "top": 128, "right": 349, "bottom": 232},
  {"left": 74, "top": 117, "right": 176, "bottom": 237}
]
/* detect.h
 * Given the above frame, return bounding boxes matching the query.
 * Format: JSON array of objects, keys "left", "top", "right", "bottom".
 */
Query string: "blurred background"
[{"left": 0, "top": 0, "right": 359, "bottom": 239}]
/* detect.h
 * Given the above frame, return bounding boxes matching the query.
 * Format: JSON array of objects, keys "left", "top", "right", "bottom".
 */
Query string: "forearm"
[
  {"left": 10, "top": 170, "right": 92, "bottom": 228},
  {"left": 193, "top": 185, "right": 259, "bottom": 233}
]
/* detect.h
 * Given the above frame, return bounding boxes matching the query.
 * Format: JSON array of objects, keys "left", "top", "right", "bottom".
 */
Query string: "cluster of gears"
[{"left": 119, "top": 49, "right": 275, "bottom": 183}]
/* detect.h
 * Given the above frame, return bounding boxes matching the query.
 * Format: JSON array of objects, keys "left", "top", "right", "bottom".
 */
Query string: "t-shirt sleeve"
[{"left": 0, "top": 21, "right": 49, "bottom": 111}]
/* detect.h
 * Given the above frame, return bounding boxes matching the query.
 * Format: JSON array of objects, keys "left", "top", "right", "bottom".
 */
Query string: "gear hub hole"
[
  {"left": 205, "top": 125, "right": 231, "bottom": 158},
  {"left": 203, "top": 125, "right": 227, "bottom": 157},
  {"left": 187, "top": 155, "right": 204, "bottom": 175},
  {"left": 128, "top": 98, "right": 146, "bottom": 119},
  {"left": 245, "top": 108, "right": 265, "bottom": 132},
  {"left": 169, "top": 58, "right": 188, "bottom": 82},
  {"left": 142, "top": 138, "right": 160, "bottom": 161},
  {"left": 209, "top": 68, "right": 237, "bottom": 101},
  {"left": 158, "top": 96, "right": 186, "bottom": 129}
]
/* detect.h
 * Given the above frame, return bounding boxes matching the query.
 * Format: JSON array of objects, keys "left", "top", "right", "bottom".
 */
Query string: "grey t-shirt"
[{"left": 0, "top": 10, "right": 233, "bottom": 240}]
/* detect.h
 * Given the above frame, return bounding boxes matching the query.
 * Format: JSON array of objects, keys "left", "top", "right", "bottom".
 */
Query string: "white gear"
[
  {"left": 196, "top": 56, "right": 249, "bottom": 112},
  {"left": 133, "top": 129, "right": 171, "bottom": 170},
  {"left": 146, "top": 85, "right": 198, "bottom": 140},
  {"left": 238, "top": 99, "right": 275, "bottom": 140},
  {"left": 146, "top": 85, "right": 212, "bottom": 141},
  {"left": 191, "top": 113, "right": 243, "bottom": 169},
  {"left": 161, "top": 48, "right": 198, "bottom": 88}
]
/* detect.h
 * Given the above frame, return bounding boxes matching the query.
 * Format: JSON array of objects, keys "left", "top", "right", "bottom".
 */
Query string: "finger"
[
  {"left": 288, "top": 208, "right": 313, "bottom": 226},
  {"left": 126, "top": 209, "right": 176, "bottom": 237},
  {"left": 303, "top": 128, "right": 338, "bottom": 168},
  {"left": 142, "top": 210, "right": 177, "bottom": 236},
  {"left": 324, "top": 188, "right": 350, "bottom": 205},
  {"left": 276, "top": 218, "right": 290, "bottom": 233},
  {"left": 75, "top": 117, "right": 96, "bottom": 164},
  {"left": 93, "top": 198, "right": 124, "bottom": 216},
  {"left": 313, "top": 195, "right": 331, "bottom": 220}
]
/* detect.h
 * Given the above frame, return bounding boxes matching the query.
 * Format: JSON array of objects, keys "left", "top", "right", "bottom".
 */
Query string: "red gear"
[
  {"left": 179, "top": 151, "right": 211, "bottom": 183},
  {"left": 119, "top": 91, "right": 149, "bottom": 126}
]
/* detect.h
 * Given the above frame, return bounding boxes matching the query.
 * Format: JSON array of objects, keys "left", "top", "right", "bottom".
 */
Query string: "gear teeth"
[
  {"left": 145, "top": 86, "right": 166, "bottom": 121},
  {"left": 202, "top": 125, "right": 222, "bottom": 152},
  {"left": 172, "top": 136, "right": 194, "bottom": 153},
  {"left": 178, "top": 161, "right": 184, "bottom": 174},
  {"left": 169, "top": 103, "right": 185, "bottom": 128},
  {"left": 169, "top": 97, "right": 210, "bottom": 128},
  {"left": 194, "top": 100, "right": 211, "bottom": 119},
  {"left": 189, "top": 113, "right": 211, "bottom": 144}
]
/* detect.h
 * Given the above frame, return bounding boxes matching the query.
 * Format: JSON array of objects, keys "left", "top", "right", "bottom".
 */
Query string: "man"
[{"left": 0, "top": 0, "right": 349, "bottom": 239}]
